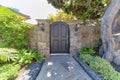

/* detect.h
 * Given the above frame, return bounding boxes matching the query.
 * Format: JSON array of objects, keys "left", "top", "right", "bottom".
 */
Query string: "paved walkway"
[{"left": 36, "top": 55, "right": 92, "bottom": 80}]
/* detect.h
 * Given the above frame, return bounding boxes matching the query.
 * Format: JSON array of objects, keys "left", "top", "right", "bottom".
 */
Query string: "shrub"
[
  {"left": 14, "top": 49, "right": 44, "bottom": 66},
  {"left": 79, "top": 47, "right": 95, "bottom": 55},
  {"left": 80, "top": 54, "right": 120, "bottom": 80},
  {"left": 0, "top": 48, "right": 44, "bottom": 79},
  {"left": 0, "top": 15, "right": 32, "bottom": 49},
  {"left": 0, "top": 42, "right": 6, "bottom": 48},
  {"left": 0, "top": 64, "right": 20, "bottom": 80},
  {"left": 48, "top": 10, "right": 76, "bottom": 22},
  {"left": 79, "top": 54, "right": 93, "bottom": 65},
  {"left": 0, "top": 48, "right": 18, "bottom": 63},
  {"left": 0, "top": 48, "right": 44, "bottom": 64}
]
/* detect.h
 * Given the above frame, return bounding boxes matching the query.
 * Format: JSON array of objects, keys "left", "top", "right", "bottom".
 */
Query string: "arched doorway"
[{"left": 50, "top": 21, "right": 70, "bottom": 54}]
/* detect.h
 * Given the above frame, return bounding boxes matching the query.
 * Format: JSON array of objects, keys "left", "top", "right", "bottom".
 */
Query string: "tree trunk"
[{"left": 100, "top": 0, "right": 120, "bottom": 65}]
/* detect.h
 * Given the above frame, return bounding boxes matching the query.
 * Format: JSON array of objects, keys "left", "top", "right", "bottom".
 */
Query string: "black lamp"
[
  {"left": 74, "top": 23, "right": 81, "bottom": 31},
  {"left": 38, "top": 22, "right": 45, "bottom": 31}
]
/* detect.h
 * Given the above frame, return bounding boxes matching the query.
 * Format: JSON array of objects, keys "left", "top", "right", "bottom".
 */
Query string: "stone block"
[
  {"left": 113, "top": 56, "right": 120, "bottom": 65},
  {"left": 37, "top": 37, "right": 42, "bottom": 42},
  {"left": 38, "top": 42, "right": 46, "bottom": 50}
]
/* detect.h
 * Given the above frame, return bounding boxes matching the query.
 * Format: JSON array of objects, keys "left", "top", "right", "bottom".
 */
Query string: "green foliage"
[
  {"left": 79, "top": 54, "right": 93, "bottom": 65},
  {"left": 0, "top": 15, "right": 32, "bottom": 49},
  {"left": 47, "top": 0, "right": 112, "bottom": 20},
  {"left": 48, "top": 10, "right": 76, "bottom": 22},
  {"left": 80, "top": 54, "right": 120, "bottom": 80},
  {"left": 0, "top": 42, "right": 6, "bottom": 48},
  {"left": 0, "top": 6, "right": 44, "bottom": 80},
  {"left": 0, "top": 48, "right": 18, "bottom": 63},
  {"left": 14, "top": 49, "right": 44, "bottom": 66},
  {"left": 0, "top": 48, "right": 44, "bottom": 79},
  {"left": 0, "top": 48, "right": 44, "bottom": 65},
  {"left": 0, "top": 64, "right": 20, "bottom": 80},
  {"left": 79, "top": 47, "right": 95, "bottom": 55}
]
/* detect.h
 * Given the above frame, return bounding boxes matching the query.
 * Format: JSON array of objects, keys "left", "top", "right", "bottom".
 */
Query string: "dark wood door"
[{"left": 50, "top": 21, "right": 70, "bottom": 53}]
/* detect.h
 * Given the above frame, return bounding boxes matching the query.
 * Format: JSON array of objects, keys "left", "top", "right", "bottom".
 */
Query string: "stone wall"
[
  {"left": 28, "top": 19, "right": 100, "bottom": 57},
  {"left": 68, "top": 20, "right": 100, "bottom": 55}
]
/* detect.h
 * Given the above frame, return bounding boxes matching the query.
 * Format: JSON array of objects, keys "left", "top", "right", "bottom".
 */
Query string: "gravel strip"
[{"left": 15, "top": 60, "right": 44, "bottom": 80}]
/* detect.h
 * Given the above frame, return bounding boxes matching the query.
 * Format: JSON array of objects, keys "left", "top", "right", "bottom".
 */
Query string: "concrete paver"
[{"left": 36, "top": 55, "right": 92, "bottom": 80}]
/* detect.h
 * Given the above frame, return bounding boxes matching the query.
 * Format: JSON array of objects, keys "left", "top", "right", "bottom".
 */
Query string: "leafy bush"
[
  {"left": 0, "top": 14, "right": 44, "bottom": 80},
  {"left": 80, "top": 54, "right": 120, "bottom": 80},
  {"left": 0, "top": 64, "right": 20, "bottom": 80},
  {"left": 0, "top": 15, "right": 32, "bottom": 49},
  {"left": 0, "top": 42, "right": 6, "bottom": 48},
  {"left": 0, "top": 48, "right": 44, "bottom": 79},
  {"left": 79, "top": 54, "right": 93, "bottom": 65},
  {"left": 79, "top": 47, "right": 95, "bottom": 55},
  {"left": 0, "top": 48, "right": 44, "bottom": 65},
  {"left": 14, "top": 49, "right": 44, "bottom": 66},
  {"left": 48, "top": 10, "right": 76, "bottom": 22},
  {"left": 0, "top": 48, "right": 18, "bottom": 63}
]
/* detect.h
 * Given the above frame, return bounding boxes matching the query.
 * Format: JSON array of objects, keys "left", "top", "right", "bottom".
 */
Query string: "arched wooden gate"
[{"left": 50, "top": 21, "right": 70, "bottom": 54}]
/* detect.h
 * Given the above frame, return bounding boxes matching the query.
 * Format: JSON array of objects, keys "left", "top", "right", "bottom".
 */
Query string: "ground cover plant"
[
  {"left": 79, "top": 47, "right": 96, "bottom": 55},
  {"left": 79, "top": 54, "right": 120, "bottom": 80},
  {"left": 0, "top": 47, "right": 44, "bottom": 80}
]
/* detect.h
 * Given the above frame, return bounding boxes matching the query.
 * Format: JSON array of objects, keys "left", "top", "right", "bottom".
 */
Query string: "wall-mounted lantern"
[
  {"left": 74, "top": 23, "right": 81, "bottom": 31},
  {"left": 38, "top": 22, "right": 45, "bottom": 31}
]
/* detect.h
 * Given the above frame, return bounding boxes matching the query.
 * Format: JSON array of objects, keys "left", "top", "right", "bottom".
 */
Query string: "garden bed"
[
  {"left": 0, "top": 48, "right": 44, "bottom": 80},
  {"left": 15, "top": 60, "right": 44, "bottom": 80},
  {"left": 73, "top": 55, "right": 103, "bottom": 80},
  {"left": 78, "top": 54, "right": 120, "bottom": 80}
]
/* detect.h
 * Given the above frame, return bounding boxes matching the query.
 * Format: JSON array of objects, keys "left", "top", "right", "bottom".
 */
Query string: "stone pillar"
[
  {"left": 36, "top": 19, "right": 50, "bottom": 57},
  {"left": 68, "top": 20, "right": 82, "bottom": 56}
]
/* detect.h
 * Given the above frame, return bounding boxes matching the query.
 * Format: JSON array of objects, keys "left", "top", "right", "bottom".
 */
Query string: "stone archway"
[{"left": 100, "top": 0, "right": 120, "bottom": 65}]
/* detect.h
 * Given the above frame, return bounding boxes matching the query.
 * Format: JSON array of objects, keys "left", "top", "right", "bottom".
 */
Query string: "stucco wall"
[{"left": 28, "top": 19, "right": 100, "bottom": 57}]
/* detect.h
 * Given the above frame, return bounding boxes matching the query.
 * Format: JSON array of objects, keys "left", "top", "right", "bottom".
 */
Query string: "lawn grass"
[{"left": 0, "top": 6, "right": 18, "bottom": 15}]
